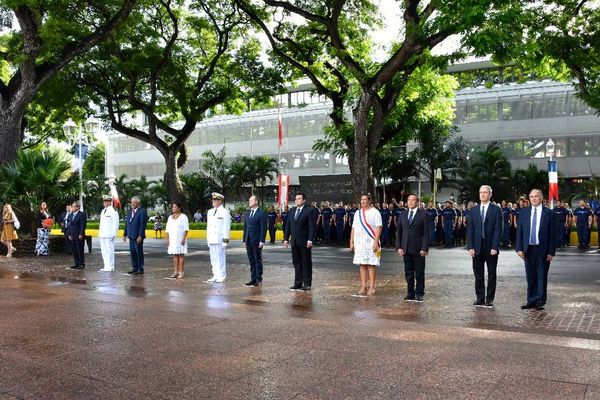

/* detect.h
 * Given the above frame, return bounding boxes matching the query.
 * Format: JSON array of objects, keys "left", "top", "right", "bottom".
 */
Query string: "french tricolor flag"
[{"left": 548, "top": 160, "right": 559, "bottom": 209}]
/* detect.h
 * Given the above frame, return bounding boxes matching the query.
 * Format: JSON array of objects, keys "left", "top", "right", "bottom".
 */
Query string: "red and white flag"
[
  {"left": 278, "top": 174, "right": 289, "bottom": 211},
  {"left": 277, "top": 103, "right": 283, "bottom": 147},
  {"left": 548, "top": 160, "right": 558, "bottom": 209}
]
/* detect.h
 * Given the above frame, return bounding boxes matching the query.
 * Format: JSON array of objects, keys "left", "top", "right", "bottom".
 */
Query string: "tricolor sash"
[{"left": 357, "top": 209, "right": 377, "bottom": 240}]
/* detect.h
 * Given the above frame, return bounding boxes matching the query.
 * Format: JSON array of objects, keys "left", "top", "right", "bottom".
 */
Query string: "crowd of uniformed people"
[{"left": 261, "top": 197, "right": 600, "bottom": 251}]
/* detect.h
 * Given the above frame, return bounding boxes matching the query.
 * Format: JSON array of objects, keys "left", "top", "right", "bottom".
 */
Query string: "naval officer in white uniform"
[
  {"left": 99, "top": 194, "right": 120, "bottom": 271},
  {"left": 205, "top": 192, "right": 231, "bottom": 282}
]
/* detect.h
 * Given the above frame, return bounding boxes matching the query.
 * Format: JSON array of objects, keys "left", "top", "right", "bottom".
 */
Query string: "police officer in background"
[
  {"left": 441, "top": 201, "right": 456, "bottom": 247},
  {"left": 334, "top": 202, "right": 347, "bottom": 245},
  {"left": 321, "top": 201, "right": 333, "bottom": 244},
  {"left": 380, "top": 202, "right": 392, "bottom": 247},
  {"left": 500, "top": 200, "right": 511, "bottom": 248},
  {"left": 280, "top": 205, "right": 289, "bottom": 240},
  {"left": 565, "top": 204, "right": 574, "bottom": 246},
  {"left": 595, "top": 205, "right": 600, "bottom": 251},
  {"left": 426, "top": 202, "right": 438, "bottom": 247},
  {"left": 553, "top": 200, "right": 568, "bottom": 248},
  {"left": 574, "top": 200, "right": 593, "bottom": 250},
  {"left": 267, "top": 205, "right": 278, "bottom": 244}
]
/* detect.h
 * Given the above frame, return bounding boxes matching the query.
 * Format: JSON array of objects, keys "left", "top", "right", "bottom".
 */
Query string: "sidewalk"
[{"left": 1, "top": 242, "right": 599, "bottom": 399}]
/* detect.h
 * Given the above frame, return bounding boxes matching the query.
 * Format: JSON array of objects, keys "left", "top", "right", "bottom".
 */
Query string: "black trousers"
[
  {"left": 246, "top": 242, "right": 263, "bottom": 283},
  {"left": 472, "top": 239, "right": 498, "bottom": 302},
  {"left": 291, "top": 244, "right": 312, "bottom": 286},
  {"left": 403, "top": 253, "right": 426, "bottom": 297},
  {"left": 71, "top": 237, "right": 85, "bottom": 267}
]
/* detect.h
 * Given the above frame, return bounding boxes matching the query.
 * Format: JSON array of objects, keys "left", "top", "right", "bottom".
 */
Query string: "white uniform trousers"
[
  {"left": 99, "top": 237, "right": 115, "bottom": 270},
  {"left": 208, "top": 244, "right": 226, "bottom": 280}
]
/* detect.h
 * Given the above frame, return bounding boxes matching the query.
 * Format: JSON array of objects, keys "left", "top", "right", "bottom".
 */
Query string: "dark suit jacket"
[
  {"left": 516, "top": 206, "right": 556, "bottom": 257},
  {"left": 124, "top": 207, "right": 149, "bottom": 240},
  {"left": 68, "top": 211, "right": 87, "bottom": 238},
  {"left": 59, "top": 211, "right": 69, "bottom": 233},
  {"left": 395, "top": 208, "right": 429, "bottom": 254},
  {"left": 467, "top": 204, "right": 502, "bottom": 255},
  {"left": 284, "top": 205, "right": 316, "bottom": 246},
  {"left": 243, "top": 208, "right": 267, "bottom": 244}
]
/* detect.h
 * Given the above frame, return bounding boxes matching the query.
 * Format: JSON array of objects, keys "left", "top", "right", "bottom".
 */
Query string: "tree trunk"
[
  {"left": 0, "top": 107, "right": 27, "bottom": 164},
  {"left": 164, "top": 151, "right": 186, "bottom": 204},
  {"left": 351, "top": 94, "right": 374, "bottom": 198}
]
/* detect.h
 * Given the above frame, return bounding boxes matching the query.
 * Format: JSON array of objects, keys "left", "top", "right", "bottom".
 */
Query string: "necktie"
[
  {"left": 408, "top": 210, "right": 414, "bottom": 224},
  {"left": 530, "top": 207, "right": 538, "bottom": 245},
  {"left": 294, "top": 207, "right": 301, "bottom": 221},
  {"left": 249, "top": 210, "right": 254, "bottom": 221},
  {"left": 481, "top": 206, "right": 486, "bottom": 239}
]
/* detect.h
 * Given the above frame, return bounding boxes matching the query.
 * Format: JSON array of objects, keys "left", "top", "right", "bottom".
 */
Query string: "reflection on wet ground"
[{"left": 1, "top": 245, "right": 600, "bottom": 399}]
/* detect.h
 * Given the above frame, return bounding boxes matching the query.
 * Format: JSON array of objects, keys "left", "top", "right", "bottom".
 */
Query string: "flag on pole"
[
  {"left": 109, "top": 182, "right": 122, "bottom": 209},
  {"left": 548, "top": 160, "right": 559, "bottom": 209},
  {"left": 278, "top": 174, "right": 289, "bottom": 211},
  {"left": 277, "top": 103, "right": 283, "bottom": 147},
  {"left": 71, "top": 143, "right": 89, "bottom": 172}
]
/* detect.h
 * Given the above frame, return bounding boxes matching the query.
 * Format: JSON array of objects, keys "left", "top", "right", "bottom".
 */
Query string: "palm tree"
[
  {"left": 0, "top": 147, "right": 78, "bottom": 235},
  {"left": 512, "top": 164, "right": 548, "bottom": 200},
  {"left": 180, "top": 173, "right": 212, "bottom": 215},
  {"left": 251, "top": 156, "right": 278, "bottom": 207},
  {"left": 201, "top": 147, "right": 232, "bottom": 197}
]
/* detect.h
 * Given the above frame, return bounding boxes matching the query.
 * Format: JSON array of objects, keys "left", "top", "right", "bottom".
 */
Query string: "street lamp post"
[{"left": 63, "top": 117, "right": 100, "bottom": 212}]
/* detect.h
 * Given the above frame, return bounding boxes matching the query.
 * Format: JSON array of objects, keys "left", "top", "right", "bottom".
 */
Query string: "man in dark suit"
[
  {"left": 284, "top": 192, "right": 316, "bottom": 291},
  {"left": 123, "top": 196, "right": 149, "bottom": 275},
  {"left": 467, "top": 185, "right": 502, "bottom": 307},
  {"left": 243, "top": 195, "right": 267, "bottom": 287},
  {"left": 395, "top": 194, "right": 430, "bottom": 302},
  {"left": 68, "top": 201, "right": 87, "bottom": 269},
  {"left": 516, "top": 189, "right": 556, "bottom": 310}
]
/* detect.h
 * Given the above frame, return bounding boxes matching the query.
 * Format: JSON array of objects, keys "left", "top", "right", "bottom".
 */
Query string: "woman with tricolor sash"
[{"left": 349, "top": 194, "right": 383, "bottom": 295}]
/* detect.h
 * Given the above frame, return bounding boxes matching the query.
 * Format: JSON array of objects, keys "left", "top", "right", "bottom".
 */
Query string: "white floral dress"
[
  {"left": 352, "top": 207, "right": 382, "bottom": 266},
  {"left": 166, "top": 214, "right": 189, "bottom": 255}
]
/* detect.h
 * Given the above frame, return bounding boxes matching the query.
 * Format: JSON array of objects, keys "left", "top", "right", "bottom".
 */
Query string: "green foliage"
[
  {"left": 465, "top": 0, "right": 600, "bottom": 111},
  {"left": 0, "top": 146, "right": 79, "bottom": 235}
]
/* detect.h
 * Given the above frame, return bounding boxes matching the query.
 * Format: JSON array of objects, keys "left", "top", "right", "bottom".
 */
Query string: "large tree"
[
  {"left": 467, "top": 0, "right": 600, "bottom": 110},
  {"left": 0, "top": 0, "right": 136, "bottom": 164},
  {"left": 61, "top": 0, "right": 282, "bottom": 203},
  {"left": 236, "top": 0, "right": 522, "bottom": 196}
]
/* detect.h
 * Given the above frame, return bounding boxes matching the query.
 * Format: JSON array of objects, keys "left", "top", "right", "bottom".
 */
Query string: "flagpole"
[{"left": 78, "top": 125, "right": 84, "bottom": 212}]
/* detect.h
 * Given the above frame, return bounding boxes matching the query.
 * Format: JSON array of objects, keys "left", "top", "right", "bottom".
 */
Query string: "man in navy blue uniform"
[
  {"left": 243, "top": 195, "right": 267, "bottom": 287},
  {"left": 553, "top": 200, "right": 568, "bottom": 248},
  {"left": 280, "top": 206, "right": 289, "bottom": 240},
  {"left": 467, "top": 186, "right": 502, "bottom": 307},
  {"left": 441, "top": 201, "right": 456, "bottom": 247},
  {"left": 123, "top": 196, "right": 149, "bottom": 275},
  {"left": 426, "top": 202, "right": 438, "bottom": 247},
  {"left": 500, "top": 200, "right": 511, "bottom": 248},
  {"left": 516, "top": 189, "right": 556, "bottom": 310},
  {"left": 334, "top": 202, "right": 347, "bottom": 245},
  {"left": 68, "top": 201, "right": 87, "bottom": 269},
  {"left": 574, "top": 200, "right": 593, "bottom": 250},
  {"left": 595, "top": 205, "right": 600, "bottom": 250},
  {"left": 380, "top": 203, "right": 392, "bottom": 247},
  {"left": 266, "top": 205, "right": 278, "bottom": 244},
  {"left": 321, "top": 202, "right": 333, "bottom": 244}
]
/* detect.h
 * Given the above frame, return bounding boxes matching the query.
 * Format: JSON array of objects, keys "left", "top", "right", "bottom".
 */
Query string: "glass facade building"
[{"left": 107, "top": 63, "right": 600, "bottom": 182}]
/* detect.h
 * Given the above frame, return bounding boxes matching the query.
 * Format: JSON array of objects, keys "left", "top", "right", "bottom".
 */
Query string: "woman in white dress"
[
  {"left": 165, "top": 202, "right": 189, "bottom": 279},
  {"left": 349, "top": 194, "right": 382, "bottom": 295}
]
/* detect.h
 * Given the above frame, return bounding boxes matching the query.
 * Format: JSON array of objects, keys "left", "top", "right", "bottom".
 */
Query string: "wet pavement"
[{"left": 1, "top": 239, "right": 599, "bottom": 399}]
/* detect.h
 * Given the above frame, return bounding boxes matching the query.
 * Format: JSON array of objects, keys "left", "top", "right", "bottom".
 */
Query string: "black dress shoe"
[
  {"left": 404, "top": 295, "right": 416, "bottom": 301},
  {"left": 535, "top": 305, "right": 545, "bottom": 311},
  {"left": 485, "top": 301, "right": 494, "bottom": 307},
  {"left": 127, "top": 270, "right": 137, "bottom": 274},
  {"left": 133, "top": 270, "right": 144, "bottom": 275},
  {"left": 415, "top": 296, "right": 423, "bottom": 302},
  {"left": 70, "top": 265, "right": 82, "bottom": 269},
  {"left": 256, "top": 281, "right": 262, "bottom": 286},
  {"left": 302, "top": 286, "right": 311, "bottom": 291},
  {"left": 244, "top": 281, "right": 255, "bottom": 287},
  {"left": 289, "top": 285, "right": 302, "bottom": 291},
  {"left": 473, "top": 300, "right": 485, "bottom": 306},
  {"left": 521, "top": 303, "right": 536, "bottom": 309}
]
